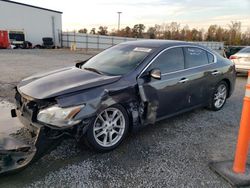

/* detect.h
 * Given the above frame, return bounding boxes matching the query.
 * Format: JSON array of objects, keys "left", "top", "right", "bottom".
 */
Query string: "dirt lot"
[{"left": 0, "top": 49, "right": 248, "bottom": 188}]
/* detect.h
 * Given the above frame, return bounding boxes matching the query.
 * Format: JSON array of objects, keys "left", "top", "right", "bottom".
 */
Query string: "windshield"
[{"left": 82, "top": 45, "right": 153, "bottom": 75}]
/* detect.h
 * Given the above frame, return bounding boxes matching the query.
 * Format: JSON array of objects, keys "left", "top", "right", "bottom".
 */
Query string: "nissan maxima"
[{"left": 0, "top": 40, "right": 236, "bottom": 174}]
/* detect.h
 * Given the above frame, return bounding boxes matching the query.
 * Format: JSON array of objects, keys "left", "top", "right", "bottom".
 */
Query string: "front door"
[{"left": 137, "top": 47, "right": 189, "bottom": 124}]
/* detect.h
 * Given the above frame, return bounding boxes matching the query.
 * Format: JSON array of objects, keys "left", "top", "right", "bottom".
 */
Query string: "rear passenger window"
[
  {"left": 184, "top": 47, "right": 209, "bottom": 68},
  {"left": 149, "top": 48, "right": 184, "bottom": 74},
  {"left": 207, "top": 52, "right": 214, "bottom": 63}
]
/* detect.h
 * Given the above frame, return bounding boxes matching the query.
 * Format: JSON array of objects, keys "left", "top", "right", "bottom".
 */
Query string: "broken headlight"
[{"left": 37, "top": 105, "right": 84, "bottom": 127}]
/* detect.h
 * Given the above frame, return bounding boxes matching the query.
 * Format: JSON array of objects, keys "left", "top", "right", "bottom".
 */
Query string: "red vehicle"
[{"left": 0, "top": 30, "right": 10, "bottom": 49}]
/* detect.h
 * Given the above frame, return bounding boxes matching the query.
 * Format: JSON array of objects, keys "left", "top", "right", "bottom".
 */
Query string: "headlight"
[{"left": 37, "top": 105, "right": 84, "bottom": 127}]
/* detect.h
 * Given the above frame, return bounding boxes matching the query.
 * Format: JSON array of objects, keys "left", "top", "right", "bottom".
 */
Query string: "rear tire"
[
  {"left": 85, "top": 104, "right": 129, "bottom": 152},
  {"left": 208, "top": 81, "right": 228, "bottom": 111}
]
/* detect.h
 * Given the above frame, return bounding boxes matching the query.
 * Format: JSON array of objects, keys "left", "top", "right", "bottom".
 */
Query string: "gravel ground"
[
  {"left": 0, "top": 49, "right": 248, "bottom": 188},
  {"left": 0, "top": 49, "right": 93, "bottom": 103}
]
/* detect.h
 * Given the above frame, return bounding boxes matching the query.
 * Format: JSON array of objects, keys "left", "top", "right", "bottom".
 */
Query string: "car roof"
[
  {"left": 121, "top": 39, "right": 202, "bottom": 49},
  {"left": 237, "top": 46, "right": 250, "bottom": 53}
]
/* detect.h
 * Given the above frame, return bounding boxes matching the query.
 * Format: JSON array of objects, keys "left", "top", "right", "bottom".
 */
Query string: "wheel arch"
[
  {"left": 119, "top": 101, "right": 140, "bottom": 132},
  {"left": 221, "top": 78, "right": 231, "bottom": 98}
]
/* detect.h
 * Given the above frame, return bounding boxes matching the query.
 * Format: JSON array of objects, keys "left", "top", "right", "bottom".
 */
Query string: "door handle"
[
  {"left": 178, "top": 78, "right": 189, "bottom": 83},
  {"left": 211, "top": 70, "right": 220, "bottom": 75}
]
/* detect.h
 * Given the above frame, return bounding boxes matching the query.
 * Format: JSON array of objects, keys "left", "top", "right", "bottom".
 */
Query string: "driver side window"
[{"left": 148, "top": 47, "right": 185, "bottom": 74}]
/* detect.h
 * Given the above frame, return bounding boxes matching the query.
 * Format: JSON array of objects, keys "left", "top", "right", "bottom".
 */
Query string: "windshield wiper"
[{"left": 84, "top": 67, "right": 103, "bottom": 75}]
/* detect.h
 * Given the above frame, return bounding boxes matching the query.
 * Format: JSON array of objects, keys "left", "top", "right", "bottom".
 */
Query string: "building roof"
[{"left": 0, "top": 0, "right": 63, "bottom": 14}]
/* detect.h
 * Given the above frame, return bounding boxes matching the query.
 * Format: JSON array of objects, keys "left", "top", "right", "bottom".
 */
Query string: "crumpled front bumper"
[
  {"left": 0, "top": 109, "right": 59, "bottom": 176},
  {"left": 0, "top": 133, "right": 37, "bottom": 175}
]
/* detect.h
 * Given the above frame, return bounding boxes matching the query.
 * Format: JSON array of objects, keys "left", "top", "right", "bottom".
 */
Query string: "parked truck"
[
  {"left": 8, "top": 30, "right": 25, "bottom": 48},
  {"left": 0, "top": 30, "right": 31, "bottom": 49}
]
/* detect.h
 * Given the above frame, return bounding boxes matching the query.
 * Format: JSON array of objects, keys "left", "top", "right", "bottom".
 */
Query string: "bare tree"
[
  {"left": 215, "top": 27, "right": 224, "bottom": 41},
  {"left": 116, "top": 26, "right": 133, "bottom": 37},
  {"left": 83, "top": 21, "right": 250, "bottom": 45},
  {"left": 206, "top": 25, "right": 218, "bottom": 41},
  {"left": 228, "top": 21, "right": 241, "bottom": 45},
  {"left": 132, "top": 24, "right": 145, "bottom": 38},
  {"left": 78, "top": 28, "right": 88, "bottom": 34},
  {"left": 147, "top": 27, "right": 157, "bottom": 39},
  {"left": 169, "top": 22, "right": 180, "bottom": 39},
  {"left": 98, "top": 26, "right": 108, "bottom": 35},
  {"left": 241, "top": 27, "right": 250, "bottom": 45},
  {"left": 90, "top": 28, "right": 96, "bottom": 35}
]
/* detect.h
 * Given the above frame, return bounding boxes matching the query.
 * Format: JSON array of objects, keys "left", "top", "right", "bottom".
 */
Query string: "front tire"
[
  {"left": 208, "top": 81, "right": 228, "bottom": 111},
  {"left": 85, "top": 104, "right": 129, "bottom": 152}
]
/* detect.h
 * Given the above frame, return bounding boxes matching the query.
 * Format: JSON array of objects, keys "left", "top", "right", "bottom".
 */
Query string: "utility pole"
[{"left": 117, "top": 12, "right": 122, "bottom": 31}]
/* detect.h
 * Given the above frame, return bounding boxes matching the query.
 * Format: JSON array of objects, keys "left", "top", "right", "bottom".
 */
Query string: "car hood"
[{"left": 17, "top": 67, "right": 121, "bottom": 99}]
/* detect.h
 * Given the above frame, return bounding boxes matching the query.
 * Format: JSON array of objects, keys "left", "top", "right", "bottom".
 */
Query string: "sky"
[{"left": 13, "top": 0, "right": 250, "bottom": 32}]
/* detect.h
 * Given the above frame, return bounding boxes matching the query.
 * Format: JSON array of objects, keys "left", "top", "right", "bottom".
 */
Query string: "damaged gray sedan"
[{"left": 0, "top": 40, "right": 236, "bottom": 175}]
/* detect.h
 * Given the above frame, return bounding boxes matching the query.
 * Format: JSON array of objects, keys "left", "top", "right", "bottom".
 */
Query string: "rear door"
[{"left": 182, "top": 47, "right": 218, "bottom": 107}]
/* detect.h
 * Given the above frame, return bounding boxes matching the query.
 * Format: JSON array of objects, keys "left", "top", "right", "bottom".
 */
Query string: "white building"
[{"left": 0, "top": 0, "right": 62, "bottom": 46}]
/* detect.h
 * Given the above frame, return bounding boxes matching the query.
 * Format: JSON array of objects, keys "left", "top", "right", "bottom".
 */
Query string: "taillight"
[{"left": 229, "top": 55, "right": 237, "bottom": 60}]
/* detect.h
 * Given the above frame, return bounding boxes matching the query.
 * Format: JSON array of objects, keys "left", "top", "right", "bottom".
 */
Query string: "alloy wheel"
[
  {"left": 214, "top": 84, "right": 227, "bottom": 109},
  {"left": 93, "top": 107, "right": 125, "bottom": 147}
]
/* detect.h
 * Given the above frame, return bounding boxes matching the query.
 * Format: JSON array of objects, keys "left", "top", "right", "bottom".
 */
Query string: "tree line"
[{"left": 78, "top": 21, "right": 250, "bottom": 46}]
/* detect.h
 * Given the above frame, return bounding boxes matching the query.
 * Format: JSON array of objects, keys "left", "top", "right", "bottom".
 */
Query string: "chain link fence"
[{"left": 61, "top": 32, "right": 224, "bottom": 55}]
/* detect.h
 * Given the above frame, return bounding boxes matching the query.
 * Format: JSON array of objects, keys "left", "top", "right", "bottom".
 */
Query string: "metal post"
[
  {"left": 72, "top": 30, "right": 76, "bottom": 51},
  {"left": 67, "top": 31, "right": 69, "bottom": 48},
  {"left": 117, "top": 12, "right": 122, "bottom": 31},
  {"left": 97, "top": 35, "right": 99, "bottom": 50},
  {"left": 59, "top": 30, "right": 63, "bottom": 48},
  {"left": 51, "top": 16, "right": 56, "bottom": 45},
  {"left": 73, "top": 30, "right": 76, "bottom": 43},
  {"left": 111, "top": 36, "right": 114, "bottom": 46},
  {"left": 86, "top": 34, "right": 88, "bottom": 53}
]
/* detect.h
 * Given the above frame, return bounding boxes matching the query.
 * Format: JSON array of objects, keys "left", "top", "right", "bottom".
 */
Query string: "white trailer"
[{"left": 0, "top": 0, "right": 62, "bottom": 46}]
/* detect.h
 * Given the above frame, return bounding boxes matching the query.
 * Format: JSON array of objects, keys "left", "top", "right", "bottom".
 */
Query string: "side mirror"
[
  {"left": 75, "top": 59, "right": 90, "bottom": 68},
  {"left": 75, "top": 61, "right": 83, "bottom": 68},
  {"left": 150, "top": 69, "right": 161, "bottom": 80}
]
